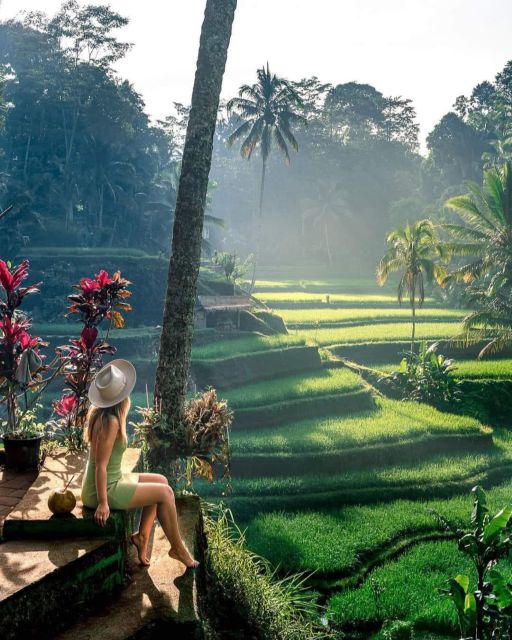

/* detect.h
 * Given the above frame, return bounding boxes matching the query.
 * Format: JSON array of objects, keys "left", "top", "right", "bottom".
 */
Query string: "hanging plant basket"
[{"left": 3, "top": 434, "right": 42, "bottom": 471}]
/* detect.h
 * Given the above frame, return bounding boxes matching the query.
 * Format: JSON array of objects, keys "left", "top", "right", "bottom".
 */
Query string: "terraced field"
[
  {"left": 194, "top": 273, "right": 512, "bottom": 639},
  {"left": 42, "top": 271, "right": 509, "bottom": 638}
]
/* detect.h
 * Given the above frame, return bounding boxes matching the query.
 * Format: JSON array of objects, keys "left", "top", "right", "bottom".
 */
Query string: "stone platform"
[
  {"left": 54, "top": 497, "right": 203, "bottom": 640},
  {"left": 0, "top": 467, "right": 37, "bottom": 531},
  {"left": 0, "top": 448, "right": 203, "bottom": 639}
]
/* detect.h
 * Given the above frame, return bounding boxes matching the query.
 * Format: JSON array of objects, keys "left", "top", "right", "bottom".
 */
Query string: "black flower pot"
[{"left": 2, "top": 435, "right": 42, "bottom": 471}]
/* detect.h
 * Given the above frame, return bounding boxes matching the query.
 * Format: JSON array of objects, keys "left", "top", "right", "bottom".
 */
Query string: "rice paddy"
[{"left": 158, "top": 274, "right": 511, "bottom": 637}]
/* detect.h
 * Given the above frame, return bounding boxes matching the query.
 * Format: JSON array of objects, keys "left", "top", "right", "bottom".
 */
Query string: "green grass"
[
  {"left": 327, "top": 540, "right": 472, "bottom": 632},
  {"left": 198, "top": 441, "right": 512, "bottom": 500},
  {"left": 280, "top": 307, "right": 466, "bottom": 326},
  {"left": 374, "top": 359, "right": 512, "bottom": 380},
  {"left": 296, "top": 322, "right": 462, "bottom": 347},
  {"left": 451, "top": 358, "right": 512, "bottom": 379},
  {"left": 255, "top": 291, "right": 408, "bottom": 304},
  {"left": 231, "top": 397, "right": 486, "bottom": 456},
  {"left": 191, "top": 334, "right": 307, "bottom": 360},
  {"left": 223, "top": 367, "right": 363, "bottom": 409},
  {"left": 252, "top": 277, "right": 379, "bottom": 293},
  {"left": 242, "top": 480, "right": 512, "bottom": 577}
]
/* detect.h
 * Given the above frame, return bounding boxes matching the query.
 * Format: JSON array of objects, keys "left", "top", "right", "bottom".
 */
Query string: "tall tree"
[
  {"left": 227, "top": 64, "right": 304, "bottom": 289},
  {"left": 151, "top": 0, "right": 237, "bottom": 470},
  {"left": 377, "top": 219, "right": 446, "bottom": 350},
  {"left": 441, "top": 161, "right": 512, "bottom": 356}
]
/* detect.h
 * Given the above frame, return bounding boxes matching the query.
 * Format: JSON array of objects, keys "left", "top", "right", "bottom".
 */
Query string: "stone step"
[
  {"left": 53, "top": 497, "right": 203, "bottom": 640},
  {"left": 0, "top": 445, "right": 203, "bottom": 639}
]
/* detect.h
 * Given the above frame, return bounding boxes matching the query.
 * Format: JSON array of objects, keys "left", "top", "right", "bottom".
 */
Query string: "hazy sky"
[{"left": 1, "top": 0, "right": 511, "bottom": 151}]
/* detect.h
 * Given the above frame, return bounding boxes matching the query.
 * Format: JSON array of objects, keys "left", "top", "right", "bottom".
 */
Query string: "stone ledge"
[
  {"left": 3, "top": 447, "right": 141, "bottom": 541},
  {"left": 53, "top": 496, "right": 203, "bottom": 640}
]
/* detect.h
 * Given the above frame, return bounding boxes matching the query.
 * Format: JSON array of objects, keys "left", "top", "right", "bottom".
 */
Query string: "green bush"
[
  {"left": 253, "top": 310, "right": 288, "bottom": 334},
  {"left": 239, "top": 310, "right": 277, "bottom": 335},
  {"left": 383, "top": 342, "right": 462, "bottom": 410},
  {"left": 382, "top": 620, "right": 415, "bottom": 640},
  {"left": 202, "top": 505, "right": 330, "bottom": 640}
]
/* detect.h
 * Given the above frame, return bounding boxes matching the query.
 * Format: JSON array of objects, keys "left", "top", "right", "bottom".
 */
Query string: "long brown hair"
[{"left": 86, "top": 397, "right": 131, "bottom": 448}]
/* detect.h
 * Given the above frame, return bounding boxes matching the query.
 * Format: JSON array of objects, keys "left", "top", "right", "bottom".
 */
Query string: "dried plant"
[{"left": 132, "top": 388, "right": 233, "bottom": 492}]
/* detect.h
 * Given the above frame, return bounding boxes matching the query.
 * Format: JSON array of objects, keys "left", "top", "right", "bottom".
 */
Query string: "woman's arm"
[{"left": 94, "top": 417, "right": 119, "bottom": 526}]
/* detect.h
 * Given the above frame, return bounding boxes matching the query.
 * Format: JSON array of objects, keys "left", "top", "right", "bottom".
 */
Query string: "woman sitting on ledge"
[{"left": 81, "top": 359, "right": 199, "bottom": 569}]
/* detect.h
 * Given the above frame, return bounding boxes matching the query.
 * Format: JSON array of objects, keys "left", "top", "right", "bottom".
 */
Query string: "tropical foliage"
[
  {"left": 227, "top": 64, "right": 305, "bottom": 287},
  {"left": 0, "top": 259, "right": 58, "bottom": 436},
  {"left": 377, "top": 219, "right": 447, "bottom": 349},
  {"left": 442, "top": 161, "right": 512, "bottom": 356},
  {"left": 436, "top": 486, "right": 512, "bottom": 639},
  {"left": 384, "top": 341, "right": 461, "bottom": 409},
  {"left": 50, "top": 269, "right": 131, "bottom": 449},
  {"left": 0, "top": 4, "right": 180, "bottom": 255}
]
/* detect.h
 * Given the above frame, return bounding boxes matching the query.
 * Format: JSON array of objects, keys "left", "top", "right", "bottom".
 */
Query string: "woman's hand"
[{"left": 94, "top": 501, "right": 110, "bottom": 527}]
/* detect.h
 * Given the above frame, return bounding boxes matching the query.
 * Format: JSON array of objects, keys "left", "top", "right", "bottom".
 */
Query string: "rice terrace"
[{"left": 1, "top": 1, "right": 512, "bottom": 639}]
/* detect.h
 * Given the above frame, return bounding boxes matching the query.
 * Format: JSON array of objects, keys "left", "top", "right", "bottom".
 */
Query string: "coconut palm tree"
[
  {"left": 151, "top": 0, "right": 237, "bottom": 471},
  {"left": 441, "top": 161, "right": 512, "bottom": 356},
  {"left": 227, "top": 64, "right": 305, "bottom": 289},
  {"left": 377, "top": 219, "right": 446, "bottom": 350}
]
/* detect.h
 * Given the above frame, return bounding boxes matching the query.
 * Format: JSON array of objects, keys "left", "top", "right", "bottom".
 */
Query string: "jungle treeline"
[{"left": 0, "top": 3, "right": 511, "bottom": 272}]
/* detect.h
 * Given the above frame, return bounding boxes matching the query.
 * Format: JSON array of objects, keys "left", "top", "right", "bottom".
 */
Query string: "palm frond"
[
  {"left": 272, "top": 127, "right": 290, "bottom": 165},
  {"left": 444, "top": 195, "right": 497, "bottom": 232},
  {"left": 227, "top": 120, "right": 252, "bottom": 147},
  {"left": 440, "top": 223, "right": 488, "bottom": 242},
  {"left": 240, "top": 119, "right": 264, "bottom": 160}
]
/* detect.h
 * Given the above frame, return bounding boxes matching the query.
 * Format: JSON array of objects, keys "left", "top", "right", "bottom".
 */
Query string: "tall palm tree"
[
  {"left": 151, "top": 0, "right": 237, "bottom": 471},
  {"left": 377, "top": 219, "right": 446, "bottom": 350},
  {"left": 441, "top": 161, "right": 512, "bottom": 356},
  {"left": 227, "top": 64, "right": 304, "bottom": 289}
]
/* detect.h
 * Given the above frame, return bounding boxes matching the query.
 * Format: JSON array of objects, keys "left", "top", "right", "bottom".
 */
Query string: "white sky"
[{"left": 1, "top": 0, "right": 512, "bottom": 152}]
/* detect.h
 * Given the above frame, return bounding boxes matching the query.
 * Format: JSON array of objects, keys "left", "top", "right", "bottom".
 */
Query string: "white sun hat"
[{"left": 88, "top": 359, "right": 137, "bottom": 408}]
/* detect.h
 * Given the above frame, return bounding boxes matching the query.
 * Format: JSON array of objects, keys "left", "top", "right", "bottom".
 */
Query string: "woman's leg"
[
  {"left": 131, "top": 473, "right": 168, "bottom": 565},
  {"left": 128, "top": 482, "right": 198, "bottom": 567}
]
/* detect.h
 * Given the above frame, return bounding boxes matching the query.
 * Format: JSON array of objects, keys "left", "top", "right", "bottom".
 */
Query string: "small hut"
[{"left": 195, "top": 295, "right": 252, "bottom": 331}]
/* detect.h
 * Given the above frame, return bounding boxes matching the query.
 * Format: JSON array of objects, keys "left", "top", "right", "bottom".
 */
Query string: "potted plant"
[
  {"left": 0, "top": 259, "right": 60, "bottom": 470},
  {"left": 3, "top": 405, "right": 46, "bottom": 470},
  {"left": 132, "top": 388, "right": 233, "bottom": 494}
]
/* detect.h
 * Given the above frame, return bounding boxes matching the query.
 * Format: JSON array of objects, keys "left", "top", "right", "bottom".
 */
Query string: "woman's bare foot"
[
  {"left": 130, "top": 532, "right": 150, "bottom": 566},
  {"left": 168, "top": 543, "right": 199, "bottom": 568}
]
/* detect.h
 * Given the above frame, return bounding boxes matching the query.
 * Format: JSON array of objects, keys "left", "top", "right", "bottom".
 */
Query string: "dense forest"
[{"left": 0, "top": 2, "right": 510, "bottom": 273}]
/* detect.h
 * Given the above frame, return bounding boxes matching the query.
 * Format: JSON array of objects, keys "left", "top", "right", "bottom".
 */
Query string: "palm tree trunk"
[
  {"left": 411, "top": 300, "right": 416, "bottom": 351},
  {"left": 150, "top": 0, "right": 237, "bottom": 472},
  {"left": 324, "top": 219, "right": 333, "bottom": 267},
  {"left": 249, "top": 157, "right": 267, "bottom": 291}
]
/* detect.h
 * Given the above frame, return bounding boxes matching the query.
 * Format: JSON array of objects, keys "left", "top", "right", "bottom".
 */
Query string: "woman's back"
[{"left": 81, "top": 416, "right": 137, "bottom": 510}]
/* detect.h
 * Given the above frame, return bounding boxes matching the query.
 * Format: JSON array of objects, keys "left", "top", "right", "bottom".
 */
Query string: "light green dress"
[{"left": 81, "top": 436, "right": 139, "bottom": 510}]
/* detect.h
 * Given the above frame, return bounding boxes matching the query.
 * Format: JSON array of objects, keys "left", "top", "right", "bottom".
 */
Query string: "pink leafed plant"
[
  {"left": 51, "top": 270, "right": 132, "bottom": 450},
  {"left": 0, "top": 259, "right": 59, "bottom": 437}
]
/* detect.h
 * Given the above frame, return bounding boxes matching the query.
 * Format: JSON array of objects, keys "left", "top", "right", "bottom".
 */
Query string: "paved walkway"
[{"left": 0, "top": 467, "right": 37, "bottom": 529}]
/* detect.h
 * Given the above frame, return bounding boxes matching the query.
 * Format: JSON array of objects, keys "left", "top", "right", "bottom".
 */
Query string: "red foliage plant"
[
  {"left": 52, "top": 270, "right": 132, "bottom": 449},
  {"left": 0, "top": 259, "right": 50, "bottom": 435}
]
